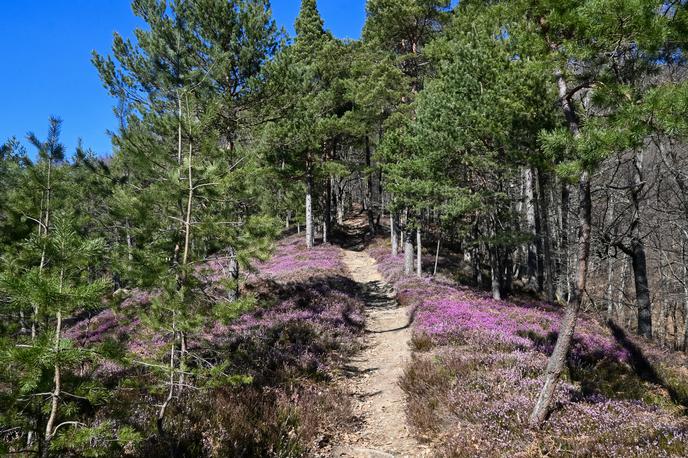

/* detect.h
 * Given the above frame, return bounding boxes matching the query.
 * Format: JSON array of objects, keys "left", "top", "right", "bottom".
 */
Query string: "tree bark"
[
  {"left": 391, "top": 212, "right": 398, "bottom": 257},
  {"left": 538, "top": 171, "right": 555, "bottom": 302},
  {"left": 365, "top": 136, "right": 376, "bottom": 235},
  {"left": 305, "top": 161, "right": 314, "bottom": 249},
  {"left": 416, "top": 226, "right": 422, "bottom": 278},
  {"left": 324, "top": 178, "right": 331, "bottom": 243},
  {"left": 490, "top": 246, "right": 502, "bottom": 301},
  {"left": 631, "top": 150, "right": 652, "bottom": 338},
  {"left": 43, "top": 269, "right": 65, "bottom": 458},
  {"left": 683, "top": 239, "right": 688, "bottom": 351},
  {"left": 557, "top": 182, "right": 571, "bottom": 302},
  {"left": 530, "top": 70, "right": 592, "bottom": 427},
  {"left": 404, "top": 218, "right": 414, "bottom": 275},
  {"left": 524, "top": 167, "right": 538, "bottom": 286},
  {"left": 632, "top": 241, "right": 652, "bottom": 339}
]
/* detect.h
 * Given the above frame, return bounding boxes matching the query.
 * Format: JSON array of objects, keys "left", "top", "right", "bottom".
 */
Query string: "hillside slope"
[{"left": 365, "top": 237, "right": 688, "bottom": 457}]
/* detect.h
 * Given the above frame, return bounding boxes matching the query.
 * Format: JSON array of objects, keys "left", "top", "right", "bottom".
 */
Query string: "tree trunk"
[
  {"left": 324, "top": 177, "right": 331, "bottom": 243},
  {"left": 228, "top": 246, "right": 240, "bottom": 302},
  {"left": 42, "top": 310, "right": 62, "bottom": 458},
  {"left": 606, "top": 256, "right": 615, "bottom": 319},
  {"left": 305, "top": 162, "right": 314, "bottom": 249},
  {"left": 530, "top": 70, "right": 592, "bottom": 427},
  {"left": 434, "top": 238, "right": 441, "bottom": 276},
  {"left": 632, "top": 241, "right": 652, "bottom": 339},
  {"left": 404, "top": 222, "right": 414, "bottom": 275},
  {"left": 538, "top": 171, "right": 555, "bottom": 302},
  {"left": 391, "top": 212, "right": 398, "bottom": 257},
  {"left": 43, "top": 268, "right": 65, "bottom": 458},
  {"left": 490, "top": 246, "right": 502, "bottom": 301},
  {"left": 416, "top": 227, "right": 422, "bottom": 278},
  {"left": 604, "top": 195, "right": 616, "bottom": 318},
  {"left": 631, "top": 150, "right": 652, "bottom": 338},
  {"left": 524, "top": 167, "right": 538, "bottom": 286},
  {"left": 336, "top": 182, "right": 345, "bottom": 225},
  {"left": 557, "top": 182, "right": 571, "bottom": 302},
  {"left": 683, "top": 240, "right": 688, "bottom": 351},
  {"left": 365, "top": 136, "right": 376, "bottom": 235}
]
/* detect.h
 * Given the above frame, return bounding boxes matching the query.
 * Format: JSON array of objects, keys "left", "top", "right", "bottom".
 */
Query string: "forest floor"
[{"left": 327, "top": 218, "right": 430, "bottom": 458}]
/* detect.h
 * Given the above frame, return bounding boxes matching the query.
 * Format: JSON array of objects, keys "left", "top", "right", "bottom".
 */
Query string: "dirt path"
[{"left": 330, "top": 249, "right": 429, "bottom": 458}]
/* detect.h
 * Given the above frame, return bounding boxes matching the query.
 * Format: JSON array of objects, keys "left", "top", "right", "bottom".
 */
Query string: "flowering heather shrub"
[
  {"left": 366, "top": 237, "right": 688, "bottom": 456},
  {"left": 64, "top": 236, "right": 364, "bottom": 456},
  {"left": 146, "top": 381, "right": 353, "bottom": 458},
  {"left": 255, "top": 235, "right": 347, "bottom": 282}
]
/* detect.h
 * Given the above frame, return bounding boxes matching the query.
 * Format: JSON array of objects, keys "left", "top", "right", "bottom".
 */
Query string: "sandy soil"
[{"left": 328, "top": 248, "right": 430, "bottom": 458}]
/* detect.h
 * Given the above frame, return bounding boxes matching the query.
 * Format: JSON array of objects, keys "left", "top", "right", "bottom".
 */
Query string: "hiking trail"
[{"left": 328, "top": 244, "right": 429, "bottom": 458}]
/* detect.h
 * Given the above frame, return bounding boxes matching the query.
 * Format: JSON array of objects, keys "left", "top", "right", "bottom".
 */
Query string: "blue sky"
[{"left": 0, "top": 1, "right": 366, "bottom": 158}]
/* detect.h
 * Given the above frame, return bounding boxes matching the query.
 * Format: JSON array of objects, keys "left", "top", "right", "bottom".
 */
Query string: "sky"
[{"left": 0, "top": 1, "right": 367, "bottom": 158}]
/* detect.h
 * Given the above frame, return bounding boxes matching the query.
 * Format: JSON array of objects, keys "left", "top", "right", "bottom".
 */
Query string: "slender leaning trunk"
[
  {"left": 530, "top": 70, "right": 592, "bottom": 426},
  {"left": 434, "top": 238, "right": 441, "bottom": 276}
]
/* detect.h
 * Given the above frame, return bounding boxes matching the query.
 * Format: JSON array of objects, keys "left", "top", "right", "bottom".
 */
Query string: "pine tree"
[
  {"left": 0, "top": 217, "right": 121, "bottom": 456},
  {"left": 364, "top": 0, "right": 451, "bottom": 267},
  {"left": 490, "top": 0, "right": 687, "bottom": 426},
  {"left": 262, "top": 0, "right": 353, "bottom": 248},
  {"left": 94, "top": 0, "right": 281, "bottom": 447}
]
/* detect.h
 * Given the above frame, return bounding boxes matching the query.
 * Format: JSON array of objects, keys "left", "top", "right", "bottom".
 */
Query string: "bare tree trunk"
[
  {"left": 557, "top": 183, "right": 571, "bottom": 302},
  {"left": 606, "top": 257, "right": 615, "bottom": 318},
  {"left": 416, "top": 227, "right": 422, "bottom": 278},
  {"left": 157, "top": 317, "right": 176, "bottom": 455},
  {"left": 324, "top": 179, "right": 331, "bottom": 243},
  {"left": 619, "top": 257, "right": 629, "bottom": 325},
  {"left": 530, "top": 70, "right": 592, "bottom": 427},
  {"left": 434, "top": 238, "right": 441, "bottom": 276},
  {"left": 682, "top": 240, "right": 688, "bottom": 351},
  {"left": 524, "top": 167, "right": 538, "bottom": 286},
  {"left": 404, "top": 218, "right": 414, "bottom": 275},
  {"left": 336, "top": 183, "right": 345, "bottom": 225},
  {"left": 605, "top": 199, "right": 615, "bottom": 319},
  {"left": 306, "top": 162, "right": 314, "bottom": 249},
  {"left": 616, "top": 150, "right": 652, "bottom": 338},
  {"left": 365, "top": 136, "right": 376, "bottom": 235},
  {"left": 391, "top": 212, "right": 398, "bottom": 257},
  {"left": 43, "top": 269, "right": 65, "bottom": 458},
  {"left": 538, "top": 171, "right": 555, "bottom": 302},
  {"left": 490, "top": 246, "right": 502, "bottom": 301}
]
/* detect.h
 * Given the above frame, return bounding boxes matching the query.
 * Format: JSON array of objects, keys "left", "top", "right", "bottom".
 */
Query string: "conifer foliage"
[{"left": 2, "top": 0, "right": 688, "bottom": 456}]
